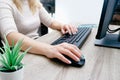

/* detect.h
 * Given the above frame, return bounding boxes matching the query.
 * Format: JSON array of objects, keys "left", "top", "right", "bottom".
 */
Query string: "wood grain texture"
[
  {"left": 22, "top": 28, "right": 120, "bottom": 80},
  {"left": 1, "top": 29, "right": 119, "bottom": 80}
]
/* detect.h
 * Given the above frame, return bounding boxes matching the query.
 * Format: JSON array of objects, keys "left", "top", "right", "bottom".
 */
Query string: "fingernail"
[
  {"left": 76, "top": 57, "right": 80, "bottom": 61},
  {"left": 73, "top": 32, "right": 77, "bottom": 34},
  {"left": 69, "top": 32, "right": 72, "bottom": 35},
  {"left": 68, "top": 61, "right": 71, "bottom": 64},
  {"left": 81, "top": 55, "right": 84, "bottom": 58}
]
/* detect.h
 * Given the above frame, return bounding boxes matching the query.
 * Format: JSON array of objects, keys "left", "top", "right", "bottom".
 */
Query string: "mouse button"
[
  {"left": 80, "top": 55, "right": 85, "bottom": 58},
  {"left": 78, "top": 58, "right": 85, "bottom": 65}
]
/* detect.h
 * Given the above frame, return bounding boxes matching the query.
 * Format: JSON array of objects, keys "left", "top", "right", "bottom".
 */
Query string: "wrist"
[{"left": 51, "top": 20, "right": 64, "bottom": 31}]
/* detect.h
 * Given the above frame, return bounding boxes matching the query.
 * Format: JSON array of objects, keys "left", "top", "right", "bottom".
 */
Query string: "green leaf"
[
  {"left": 0, "top": 54, "right": 5, "bottom": 62},
  {"left": 14, "top": 47, "right": 31, "bottom": 66},
  {"left": 11, "top": 40, "right": 23, "bottom": 65},
  {"left": 0, "top": 67, "right": 9, "bottom": 71},
  {"left": 12, "top": 39, "right": 23, "bottom": 57},
  {"left": 0, "top": 36, "right": 31, "bottom": 71},
  {"left": 10, "top": 40, "right": 15, "bottom": 58},
  {"left": 0, "top": 59, "right": 10, "bottom": 69},
  {"left": 4, "top": 47, "right": 12, "bottom": 66},
  {"left": 2, "top": 38, "right": 12, "bottom": 66},
  {"left": 10, "top": 65, "right": 18, "bottom": 71},
  {"left": 0, "top": 47, "right": 5, "bottom": 54},
  {"left": 0, "top": 54, "right": 9, "bottom": 67},
  {"left": 4, "top": 36, "right": 10, "bottom": 50}
]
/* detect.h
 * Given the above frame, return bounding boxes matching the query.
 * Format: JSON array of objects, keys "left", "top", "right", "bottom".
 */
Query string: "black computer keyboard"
[
  {"left": 51, "top": 24, "right": 92, "bottom": 67},
  {"left": 51, "top": 25, "right": 92, "bottom": 48}
]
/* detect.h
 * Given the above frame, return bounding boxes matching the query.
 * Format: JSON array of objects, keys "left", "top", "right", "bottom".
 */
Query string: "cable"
[{"left": 107, "top": 26, "right": 120, "bottom": 33}]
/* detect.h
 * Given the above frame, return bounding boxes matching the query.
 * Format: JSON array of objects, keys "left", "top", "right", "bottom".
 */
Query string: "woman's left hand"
[{"left": 61, "top": 24, "right": 78, "bottom": 35}]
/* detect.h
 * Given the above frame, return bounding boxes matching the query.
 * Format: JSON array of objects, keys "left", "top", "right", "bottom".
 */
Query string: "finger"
[
  {"left": 65, "top": 25, "right": 72, "bottom": 35},
  {"left": 56, "top": 53, "right": 71, "bottom": 64},
  {"left": 72, "top": 25, "right": 78, "bottom": 34},
  {"left": 61, "top": 28, "right": 66, "bottom": 34},
  {"left": 59, "top": 48, "right": 80, "bottom": 62},
  {"left": 69, "top": 44, "right": 82, "bottom": 58},
  {"left": 62, "top": 43, "right": 81, "bottom": 58},
  {"left": 74, "top": 25, "right": 78, "bottom": 32},
  {"left": 69, "top": 25, "right": 76, "bottom": 34}
]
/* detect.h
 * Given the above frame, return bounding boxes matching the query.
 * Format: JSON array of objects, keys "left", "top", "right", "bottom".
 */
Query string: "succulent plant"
[{"left": 0, "top": 36, "right": 31, "bottom": 72}]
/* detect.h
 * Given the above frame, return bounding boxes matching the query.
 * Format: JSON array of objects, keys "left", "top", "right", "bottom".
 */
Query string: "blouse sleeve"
[
  {"left": 39, "top": 7, "right": 54, "bottom": 27},
  {"left": 0, "top": 1, "right": 18, "bottom": 39}
]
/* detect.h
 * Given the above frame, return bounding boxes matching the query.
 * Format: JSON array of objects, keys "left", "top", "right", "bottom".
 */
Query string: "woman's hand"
[
  {"left": 44, "top": 43, "right": 81, "bottom": 64},
  {"left": 61, "top": 24, "right": 78, "bottom": 35},
  {"left": 50, "top": 20, "right": 78, "bottom": 34}
]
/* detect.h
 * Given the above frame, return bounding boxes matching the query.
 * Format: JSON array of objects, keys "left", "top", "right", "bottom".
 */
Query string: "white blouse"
[{"left": 0, "top": 0, "right": 53, "bottom": 39}]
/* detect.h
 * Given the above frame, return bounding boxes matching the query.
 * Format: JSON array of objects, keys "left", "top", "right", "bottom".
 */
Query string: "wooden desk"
[{"left": 23, "top": 29, "right": 120, "bottom": 80}]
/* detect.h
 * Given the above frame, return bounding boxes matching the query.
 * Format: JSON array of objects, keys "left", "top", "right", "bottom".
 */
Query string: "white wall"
[{"left": 55, "top": 0, "right": 104, "bottom": 24}]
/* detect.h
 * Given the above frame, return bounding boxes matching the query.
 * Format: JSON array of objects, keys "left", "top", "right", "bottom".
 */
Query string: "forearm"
[
  {"left": 6, "top": 32, "right": 51, "bottom": 56},
  {"left": 50, "top": 20, "right": 64, "bottom": 31},
  {"left": 6, "top": 32, "right": 81, "bottom": 64}
]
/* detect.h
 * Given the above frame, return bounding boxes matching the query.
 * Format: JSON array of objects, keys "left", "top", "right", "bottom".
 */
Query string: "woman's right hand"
[
  {"left": 44, "top": 43, "right": 82, "bottom": 64},
  {"left": 5, "top": 32, "right": 81, "bottom": 64}
]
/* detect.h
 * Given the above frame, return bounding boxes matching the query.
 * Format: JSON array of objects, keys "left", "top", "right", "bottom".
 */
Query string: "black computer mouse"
[
  {"left": 65, "top": 54, "right": 85, "bottom": 67},
  {"left": 52, "top": 55, "right": 85, "bottom": 67}
]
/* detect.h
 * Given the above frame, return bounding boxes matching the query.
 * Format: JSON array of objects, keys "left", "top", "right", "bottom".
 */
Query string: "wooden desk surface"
[{"left": 23, "top": 28, "right": 120, "bottom": 80}]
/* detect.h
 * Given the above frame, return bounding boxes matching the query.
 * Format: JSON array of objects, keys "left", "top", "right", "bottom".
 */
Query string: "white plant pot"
[{"left": 0, "top": 67, "right": 24, "bottom": 80}]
